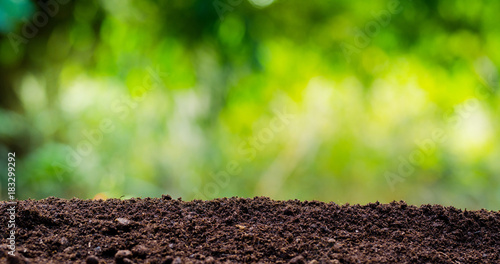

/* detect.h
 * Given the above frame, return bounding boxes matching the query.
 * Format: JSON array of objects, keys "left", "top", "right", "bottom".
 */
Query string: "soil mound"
[{"left": 1, "top": 197, "right": 499, "bottom": 263}]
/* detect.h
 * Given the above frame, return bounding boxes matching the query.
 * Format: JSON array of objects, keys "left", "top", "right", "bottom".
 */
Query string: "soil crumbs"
[{"left": 1, "top": 197, "right": 499, "bottom": 264}]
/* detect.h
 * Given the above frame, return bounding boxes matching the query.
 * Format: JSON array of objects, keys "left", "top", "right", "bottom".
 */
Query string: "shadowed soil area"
[{"left": 0, "top": 197, "right": 499, "bottom": 263}]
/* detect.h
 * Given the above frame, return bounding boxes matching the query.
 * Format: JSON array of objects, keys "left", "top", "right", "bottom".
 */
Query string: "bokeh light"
[{"left": 0, "top": 0, "right": 499, "bottom": 210}]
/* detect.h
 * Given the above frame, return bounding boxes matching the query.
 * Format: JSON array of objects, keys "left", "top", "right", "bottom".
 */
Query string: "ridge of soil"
[{"left": 0, "top": 197, "right": 499, "bottom": 263}]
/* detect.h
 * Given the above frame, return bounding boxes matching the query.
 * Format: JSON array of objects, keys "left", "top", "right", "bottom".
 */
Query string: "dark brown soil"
[{"left": 1, "top": 197, "right": 499, "bottom": 264}]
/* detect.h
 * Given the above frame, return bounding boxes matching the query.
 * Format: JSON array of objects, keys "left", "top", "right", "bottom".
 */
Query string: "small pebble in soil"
[
  {"left": 172, "top": 257, "right": 182, "bottom": 264},
  {"left": 63, "top": 247, "right": 71, "bottom": 253},
  {"left": 94, "top": 246, "right": 101, "bottom": 253},
  {"left": 116, "top": 218, "right": 131, "bottom": 226},
  {"left": 131, "top": 244, "right": 148, "bottom": 257},
  {"left": 289, "top": 255, "right": 305, "bottom": 264},
  {"left": 86, "top": 255, "right": 99, "bottom": 264},
  {"left": 235, "top": 224, "right": 246, "bottom": 230},
  {"left": 59, "top": 237, "right": 68, "bottom": 245},
  {"left": 115, "top": 250, "right": 133, "bottom": 260}
]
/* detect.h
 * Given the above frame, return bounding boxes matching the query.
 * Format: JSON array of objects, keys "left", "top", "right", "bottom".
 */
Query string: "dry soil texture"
[{"left": 0, "top": 197, "right": 499, "bottom": 263}]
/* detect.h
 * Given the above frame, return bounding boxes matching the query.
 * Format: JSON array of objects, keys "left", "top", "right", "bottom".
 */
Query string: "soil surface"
[{"left": 0, "top": 197, "right": 499, "bottom": 263}]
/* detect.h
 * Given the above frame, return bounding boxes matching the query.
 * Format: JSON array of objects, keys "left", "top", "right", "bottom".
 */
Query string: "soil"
[{"left": 0, "top": 197, "right": 499, "bottom": 264}]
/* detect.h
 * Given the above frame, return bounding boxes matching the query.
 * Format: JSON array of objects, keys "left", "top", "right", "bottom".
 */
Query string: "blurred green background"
[{"left": 0, "top": 0, "right": 499, "bottom": 210}]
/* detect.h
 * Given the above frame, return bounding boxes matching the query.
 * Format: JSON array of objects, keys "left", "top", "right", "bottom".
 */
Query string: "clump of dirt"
[{"left": 0, "top": 197, "right": 499, "bottom": 263}]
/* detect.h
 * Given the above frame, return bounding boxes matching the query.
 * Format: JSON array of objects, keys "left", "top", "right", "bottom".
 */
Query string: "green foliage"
[{"left": 0, "top": 0, "right": 499, "bottom": 210}]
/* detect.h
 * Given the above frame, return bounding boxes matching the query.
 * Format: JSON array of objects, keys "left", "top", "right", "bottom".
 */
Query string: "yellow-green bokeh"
[{"left": 0, "top": 0, "right": 499, "bottom": 210}]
